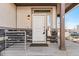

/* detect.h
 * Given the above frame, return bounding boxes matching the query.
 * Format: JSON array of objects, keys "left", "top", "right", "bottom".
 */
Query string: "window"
[{"left": 34, "top": 10, "right": 51, "bottom": 13}]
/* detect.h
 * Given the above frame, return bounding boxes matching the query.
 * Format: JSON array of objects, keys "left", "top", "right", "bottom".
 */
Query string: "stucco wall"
[
  {"left": 0, "top": 3, "right": 16, "bottom": 28},
  {"left": 52, "top": 6, "right": 57, "bottom": 29},
  {"left": 0, "top": 4, "right": 56, "bottom": 29},
  {"left": 17, "top": 6, "right": 56, "bottom": 29},
  {"left": 17, "top": 6, "right": 32, "bottom": 29}
]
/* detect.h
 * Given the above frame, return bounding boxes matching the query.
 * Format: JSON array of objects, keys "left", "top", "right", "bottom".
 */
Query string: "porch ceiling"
[
  {"left": 15, "top": 3, "right": 78, "bottom": 16},
  {"left": 15, "top": 3, "right": 57, "bottom": 6},
  {"left": 65, "top": 3, "right": 78, "bottom": 13}
]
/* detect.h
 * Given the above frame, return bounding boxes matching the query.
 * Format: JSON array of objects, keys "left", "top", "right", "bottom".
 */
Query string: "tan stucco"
[
  {"left": 17, "top": 6, "right": 32, "bottom": 29},
  {"left": 17, "top": 6, "right": 57, "bottom": 29},
  {"left": 0, "top": 3, "right": 16, "bottom": 28},
  {"left": 52, "top": 6, "right": 57, "bottom": 29}
]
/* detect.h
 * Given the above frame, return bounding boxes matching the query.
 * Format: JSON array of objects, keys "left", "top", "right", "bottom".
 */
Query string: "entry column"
[{"left": 59, "top": 3, "right": 66, "bottom": 50}]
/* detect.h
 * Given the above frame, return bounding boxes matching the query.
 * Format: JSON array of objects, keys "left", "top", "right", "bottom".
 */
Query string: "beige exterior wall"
[
  {"left": 17, "top": 6, "right": 32, "bottom": 29},
  {"left": 17, "top": 6, "right": 57, "bottom": 29},
  {"left": 52, "top": 6, "right": 57, "bottom": 29},
  {"left": 0, "top": 4, "right": 56, "bottom": 29},
  {"left": 0, "top": 3, "right": 16, "bottom": 28}
]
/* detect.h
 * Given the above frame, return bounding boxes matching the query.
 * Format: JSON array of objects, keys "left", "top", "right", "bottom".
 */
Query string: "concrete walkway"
[{"left": 1, "top": 40, "right": 79, "bottom": 56}]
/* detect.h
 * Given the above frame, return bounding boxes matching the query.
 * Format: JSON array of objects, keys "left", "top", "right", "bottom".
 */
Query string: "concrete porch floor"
[{"left": 1, "top": 40, "right": 79, "bottom": 56}]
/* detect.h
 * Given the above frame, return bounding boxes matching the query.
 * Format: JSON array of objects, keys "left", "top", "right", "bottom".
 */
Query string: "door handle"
[{"left": 43, "top": 32, "right": 45, "bottom": 34}]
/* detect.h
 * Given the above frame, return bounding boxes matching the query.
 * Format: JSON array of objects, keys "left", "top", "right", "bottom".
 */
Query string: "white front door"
[{"left": 32, "top": 14, "right": 46, "bottom": 44}]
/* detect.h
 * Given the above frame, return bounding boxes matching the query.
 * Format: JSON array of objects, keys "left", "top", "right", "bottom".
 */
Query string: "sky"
[{"left": 65, "top": 4, "right": 79, "bottom": 29}]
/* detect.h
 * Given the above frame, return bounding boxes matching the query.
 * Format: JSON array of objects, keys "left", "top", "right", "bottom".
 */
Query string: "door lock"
[{"left": 43, "top": 32, "right": 45, "bottom": 34}]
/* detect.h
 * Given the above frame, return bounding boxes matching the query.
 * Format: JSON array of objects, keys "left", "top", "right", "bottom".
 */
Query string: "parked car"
[{"left": 71, "top": 32, "right": 79, "bottom": 36}]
